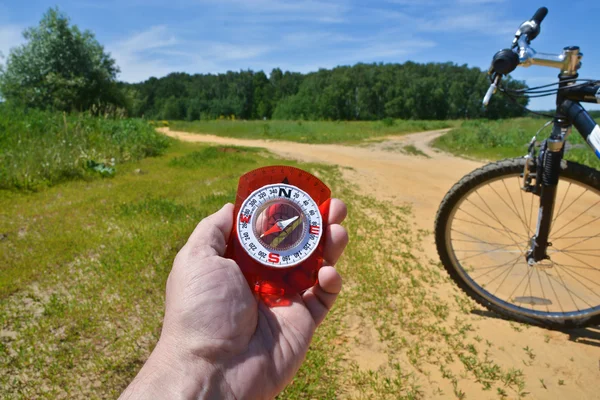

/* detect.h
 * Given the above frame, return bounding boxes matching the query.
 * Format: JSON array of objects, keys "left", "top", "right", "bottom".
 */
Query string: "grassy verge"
[
  {"left": 433, "top": 118, "right": 600, "bottom": 169},
  {"left": 169, "top": 119, "right": 455, "bottom": 144},
  {"left": 0, "top": 107, "right": 170, "bottom": 191}
]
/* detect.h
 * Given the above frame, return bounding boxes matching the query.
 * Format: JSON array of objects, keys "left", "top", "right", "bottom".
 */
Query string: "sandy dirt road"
[{"left": 160, "top": 127, "right": 600, "bottom": 399}]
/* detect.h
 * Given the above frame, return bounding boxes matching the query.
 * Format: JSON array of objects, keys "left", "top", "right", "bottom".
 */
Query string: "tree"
[{"left": 0, "top": 7, "right": 123, "bottom": 112}]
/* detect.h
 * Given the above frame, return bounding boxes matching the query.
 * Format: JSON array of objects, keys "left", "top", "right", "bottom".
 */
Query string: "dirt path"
[
  {"left": 160, "top": 127, "right": 600, "bottom": 399},
  {"left": 159, "top": 127, "right": 478, "bottom": 230}
]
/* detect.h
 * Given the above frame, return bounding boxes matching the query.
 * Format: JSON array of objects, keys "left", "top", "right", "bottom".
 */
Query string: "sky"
[{"left": 1, "top": 0, "right": 599, "bottom": 111}]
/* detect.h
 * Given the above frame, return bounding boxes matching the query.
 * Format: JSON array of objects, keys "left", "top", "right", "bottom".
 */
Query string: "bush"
[
  {"left": 0, "top": 107, "right": 170, "bottom": 190},
  {"left": 381, "top": 117, "right": 395, "bottom": 127}
]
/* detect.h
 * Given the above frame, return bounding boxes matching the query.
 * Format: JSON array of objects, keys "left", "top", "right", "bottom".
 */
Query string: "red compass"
[{"left": 225, "top": 166, "right": 331, "bottom": 296}]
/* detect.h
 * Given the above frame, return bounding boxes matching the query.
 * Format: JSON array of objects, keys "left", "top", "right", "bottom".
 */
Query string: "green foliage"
[
  {"left": 170, "top": 119, "right": 455, "bottom": 144},
  {"left": 433, "top": 118, "right": 600, "bottom": 170},
  {"left": 126, "top": 63, "right": 528, "bottom": 121},
  {"left": 0, "top": 106, "right": 170, "bottom": 190},
  {"left": 0, "top": 8, "right": 124, "bottom": 112}
]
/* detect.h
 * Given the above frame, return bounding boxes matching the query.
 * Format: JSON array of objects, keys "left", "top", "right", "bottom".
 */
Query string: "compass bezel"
[{"left": 236, "top": 183, "right": 323, "bottom": 268}]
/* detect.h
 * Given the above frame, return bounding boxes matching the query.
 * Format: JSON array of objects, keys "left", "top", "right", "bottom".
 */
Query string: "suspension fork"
[
  {"left": 526, "top": 71, "right": 579, "bottom": 264},
  {"left": 526, "top": 122, "right": 567, "bottom": 264}
]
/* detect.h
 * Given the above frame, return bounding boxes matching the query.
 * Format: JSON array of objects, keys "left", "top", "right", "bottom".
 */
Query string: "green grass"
[
  {"left": 0, "top": 139, "right": 350, "bottom": 398},
  {"left": 1, "top": 125, "right": 571, "bottom": 399},
  {"left": 169, "top": 119, "right": 455, "bottom": 144},
  {"left": 0, "top": 107, "right": 170, "bottom": 191},
  {"left": 433, "top": 118, "right": 600, "bottom": 170}
]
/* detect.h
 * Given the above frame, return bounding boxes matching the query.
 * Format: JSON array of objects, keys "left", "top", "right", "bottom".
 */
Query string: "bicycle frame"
[{"left": 527, "top": 74, "right": 600, "bottom": 263}]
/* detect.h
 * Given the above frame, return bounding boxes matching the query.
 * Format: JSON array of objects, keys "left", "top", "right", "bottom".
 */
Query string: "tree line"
[
  {"left": 125, "top": 63, "right": 528, "bottom": 121},
  {"left": 1, "top": 8, "right": 528, "bottom": 121}
]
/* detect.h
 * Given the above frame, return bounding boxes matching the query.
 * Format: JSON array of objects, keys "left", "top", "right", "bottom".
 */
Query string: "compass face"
[{"left": 237, "top": 183, "right": 323, "bottom": 268}]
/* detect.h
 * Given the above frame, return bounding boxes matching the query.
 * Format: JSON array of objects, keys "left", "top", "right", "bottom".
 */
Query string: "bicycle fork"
[{"left": 524, "top": 122, "right": 568, "bottom": 264}]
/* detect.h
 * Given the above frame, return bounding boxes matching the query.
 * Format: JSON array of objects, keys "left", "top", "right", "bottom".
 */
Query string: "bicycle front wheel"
[{"left": 435, "top": 157, "right": 600, "bottom": 328}]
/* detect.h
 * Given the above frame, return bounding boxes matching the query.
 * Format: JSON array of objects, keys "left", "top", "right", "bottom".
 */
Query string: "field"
[
  {"left": 1, "top": 139, "right": 342, "bottom": 397},
  {"left": 433, "top": 118, "right": 600, "bottom": 169},
  {"left": 2, "top": 116, "right": 599, "bottom": 399},
  {"left": 169, "top": 119, "right": 455, "bottom": 144}
]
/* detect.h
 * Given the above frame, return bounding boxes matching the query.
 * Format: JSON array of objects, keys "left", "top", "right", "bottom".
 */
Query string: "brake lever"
[{"left": 482, "top": 74, "right": 501, "bottom": 107}]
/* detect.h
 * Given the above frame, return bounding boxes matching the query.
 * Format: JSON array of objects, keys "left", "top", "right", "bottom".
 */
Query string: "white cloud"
[
  {"left": 107, "top": 26, "right": 179, "bottom": 82},
  {"left": 107, "top": 25, "right": 273, "bottom": 82},
  {"left": 0, "top": 25, "right": 24, "bottom": 63},
  {"left": 116, "top": 25, "right": 178, "bottom": 52}
]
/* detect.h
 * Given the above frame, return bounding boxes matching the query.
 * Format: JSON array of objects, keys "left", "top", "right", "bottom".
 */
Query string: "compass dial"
[{"left": 237, "top": 183, "right": 323, "bottom": 268}]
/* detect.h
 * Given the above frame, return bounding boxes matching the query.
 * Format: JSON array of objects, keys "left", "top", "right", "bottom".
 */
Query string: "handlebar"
[{"left": 482, "top": 7, "right": 582, "bottom": 107}]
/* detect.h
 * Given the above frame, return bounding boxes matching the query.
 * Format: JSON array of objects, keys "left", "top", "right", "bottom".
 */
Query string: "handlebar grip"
[{"left": 531, "top": 7, "right": 548, "bottom": 24}]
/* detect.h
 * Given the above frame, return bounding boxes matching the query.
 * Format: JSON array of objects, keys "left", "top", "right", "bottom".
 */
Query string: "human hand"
[{"left": 120, "top": 200, "right": 348, "bottom": 399}]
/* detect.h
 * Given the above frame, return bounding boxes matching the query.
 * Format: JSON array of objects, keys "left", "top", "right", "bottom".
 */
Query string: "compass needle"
[
  {"left": 260, "top": 216, "right": 299, "bottom": 238},
  {"left": 271, "top": 218, "right": 303, "bottom": 247}
]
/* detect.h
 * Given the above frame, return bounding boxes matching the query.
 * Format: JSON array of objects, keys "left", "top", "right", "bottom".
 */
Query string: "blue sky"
[{"left": 1, "top": 0, "right": 599, "bottom": 110}]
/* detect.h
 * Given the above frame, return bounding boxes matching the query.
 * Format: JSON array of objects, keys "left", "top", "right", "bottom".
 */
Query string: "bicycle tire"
[{"left": 435, "top": 157, "right": 600, "bottom": 329}]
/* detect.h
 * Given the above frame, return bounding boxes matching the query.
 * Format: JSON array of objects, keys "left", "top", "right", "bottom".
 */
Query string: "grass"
[
  {"left": 1, "top": 123, "right": 585, "bottom": 399},
  {"left": 0, "top": 139, "right": 349, "bottom": 398},
  {"left": 0, "top": 106, "right": 170, "bottom": 191},
  {"left": 0, "top": 134, "right": 510, "bottom": 399},
  {"left": 169, "top": 119, "right": 455, "bottom": 144},
  {"left": 433, "top": 118, "right": 600, "bottom": 170}
]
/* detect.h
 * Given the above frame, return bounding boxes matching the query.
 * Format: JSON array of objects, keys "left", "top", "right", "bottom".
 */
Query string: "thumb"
[{"left": 186, "top": 203, "right": 234, "bottom": 257}]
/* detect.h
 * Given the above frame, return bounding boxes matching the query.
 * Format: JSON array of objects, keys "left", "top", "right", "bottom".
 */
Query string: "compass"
[{"left": 225, "top": 166, "right": 331, "bottom": 296}]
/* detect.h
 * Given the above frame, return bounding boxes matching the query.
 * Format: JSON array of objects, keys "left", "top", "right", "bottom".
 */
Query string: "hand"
[{"left": 120, "top": 200, "right": 348, "bottom": 399}]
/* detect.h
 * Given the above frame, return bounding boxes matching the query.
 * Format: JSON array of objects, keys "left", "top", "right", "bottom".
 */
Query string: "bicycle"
[{"left": 435, "top": 7, "right": 600, "bottom": 329}]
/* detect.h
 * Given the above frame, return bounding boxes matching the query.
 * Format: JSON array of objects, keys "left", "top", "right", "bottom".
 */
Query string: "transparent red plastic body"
[{"left": 225, "top": 166, "right": 331, "bottom": 296}]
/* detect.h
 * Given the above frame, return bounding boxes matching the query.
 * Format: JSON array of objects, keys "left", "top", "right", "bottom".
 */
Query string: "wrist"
[{"left": 120, "top": 339, "right": 233, "bottom": 400}]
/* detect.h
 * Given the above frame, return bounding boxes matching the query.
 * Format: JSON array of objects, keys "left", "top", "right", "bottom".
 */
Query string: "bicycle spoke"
[
  {"left": 547, "top": 263, "right": 600, "bottom": 272},
  {"left": 452, "top": 239, "right": 515, "bottom": 246},
  {"left": 553, "top": 262, "right": 600, "bottom": 290},
  {"left": 551, "top": 186, "right": 587, "bottom": 228},
  {"left": 554, "top": 266, "right": 581, "bottom": 312},
  {"left": 552, "top": 181, "right": 572, "bottom": 225},
  {"left": 492, "top": 257, "right": 522, "bottom": 296},
  {"left": 458, "top": 243, "right": 522, "bottom": 262},
  {"left": 528, "top": 188, "right": 534, "bottom": 237},
  {"left": 453, "top": 216, "right": 526, "bottom": 240},
  {"left": 516, "top": 178, "right": 533, "bottom": 237},
  {"left": 552, "top": 264, "right": 599, "bottom": 305},
  {"left": 546, "top": 267, "right": 593, "bottom": 310},
  {"left": 554, "top": 251, "right": 600, "bottom": 281},
  {"left": 534, "top": 264, "right": 550, "bottom": 313},
  {"left": 460, "top": 200, "right": 527, "bottom": 243},
  {"left": 507, "top": 266, "right": 532, "bottom": 302},
  {"left": 552, "top": 249, "right": 600, "bottom": 258},
  {"left": 481, "top": 257, "right": 521, "bottom": 290},
  {"left": 542, "top": 268, "right": 564, "bottom": 313},
  {"left": 471, "top": 255, "right": 522, "bottom": 279},
  {"left": 453, "top": 210, "right": 527, "bottom": 248},
  {"left": 551, "top": 198, "right": 600, "bottom": 237},
  {"left": 475, "top": 190, "right": 526, "bottom": 252},
  {"left": 484, "top": 179, "right": 529, "bottom": 236},
  {"left": 451, "top": 228, "right": 516, "bottom": 246}
]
